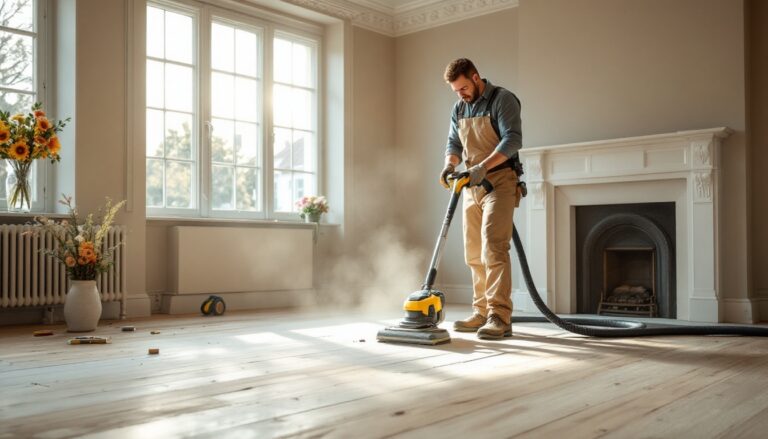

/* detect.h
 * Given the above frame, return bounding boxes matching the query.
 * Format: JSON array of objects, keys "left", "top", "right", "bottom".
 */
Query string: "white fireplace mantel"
[{"left": 518, "top": 127, "right": 732, "bottom": 322}]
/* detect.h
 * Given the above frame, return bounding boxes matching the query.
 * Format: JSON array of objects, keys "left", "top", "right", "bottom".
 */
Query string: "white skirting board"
[{"left": 161, "top": 289, "right": 318, "bottom": 315}]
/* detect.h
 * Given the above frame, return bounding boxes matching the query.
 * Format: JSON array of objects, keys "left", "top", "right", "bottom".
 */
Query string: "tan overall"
[{"left": 459, "top": 115, "right": 518, "bottom": 325}]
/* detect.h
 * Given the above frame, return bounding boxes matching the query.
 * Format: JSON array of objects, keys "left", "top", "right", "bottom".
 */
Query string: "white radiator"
[
  {"left": 170, "top": 226, "right": 313, "bottom": 294},
  {"left": 0, "top": 225, "right": 127, "bottom": 317}
]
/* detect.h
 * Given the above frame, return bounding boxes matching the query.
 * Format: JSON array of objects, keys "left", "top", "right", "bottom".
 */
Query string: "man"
[{"left": 441, "top": 58, "right": 522, "bottom": 340}]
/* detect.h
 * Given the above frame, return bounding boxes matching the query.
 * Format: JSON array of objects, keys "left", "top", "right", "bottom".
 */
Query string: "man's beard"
[{"left": 462, "top": 83, "right": 481, "bottom": 103}]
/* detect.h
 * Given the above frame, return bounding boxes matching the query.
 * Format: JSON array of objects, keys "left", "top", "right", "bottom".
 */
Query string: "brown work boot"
[
  {"left": 453, "top": 313, "right": 487, "bottom": 332},
  {"left": 477, "top": 315, "right": 512, "bottom": 340}
]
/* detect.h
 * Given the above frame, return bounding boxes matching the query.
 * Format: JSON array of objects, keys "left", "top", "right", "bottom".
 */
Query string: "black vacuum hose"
[{"left": 510, "top": 226, "right": 768, "bottom": 337}]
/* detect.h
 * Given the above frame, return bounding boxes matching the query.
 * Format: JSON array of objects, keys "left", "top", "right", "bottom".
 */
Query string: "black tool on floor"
[
  {"left": 201, "top": 295, "right": 226, "bottom": 316},
  {"left": 376, "top": 172, "right": 491, "bottom": 345}
]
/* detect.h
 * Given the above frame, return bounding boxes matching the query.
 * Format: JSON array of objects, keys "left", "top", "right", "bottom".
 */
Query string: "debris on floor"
[
  {"left": 121, "top": 326, "right": 136, "bottom": 332},
  {"left": 33, "top": 330, "right": 54, "bottom": 337},
  {"left": 67, "top": 336, "right": 111, "bottom": 345},
  {"left": 150, "top": 331, "right": 161, "bottom": 335},
  {"left": 148, "top": 348, "right": 160, "bottom": 355}
]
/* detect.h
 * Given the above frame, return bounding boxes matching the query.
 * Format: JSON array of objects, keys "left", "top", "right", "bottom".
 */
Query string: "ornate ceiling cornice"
[{"left": 282, "top": 0, "right": 518, "bottom": 37}]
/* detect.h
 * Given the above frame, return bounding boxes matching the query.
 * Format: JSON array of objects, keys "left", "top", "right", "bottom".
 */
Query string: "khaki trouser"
[
  {"left": 458, "top": 110, "right": 518, "bottom": 325},
  {"left": 463, "top": 168, "right": 518, "bottom": 324}
]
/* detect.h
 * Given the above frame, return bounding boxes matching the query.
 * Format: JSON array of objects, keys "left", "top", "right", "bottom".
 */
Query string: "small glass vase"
[{"left": 5, "top": 161, "right": 32, "bottom": 213}]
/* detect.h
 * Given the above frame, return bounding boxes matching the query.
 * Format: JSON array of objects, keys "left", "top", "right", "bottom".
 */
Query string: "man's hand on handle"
[
  {"left": 439, "top": 163, "right": 455, "bottom": 189},
  {"left": 467, "top": 164, "right": 488, "bottom": 187}
]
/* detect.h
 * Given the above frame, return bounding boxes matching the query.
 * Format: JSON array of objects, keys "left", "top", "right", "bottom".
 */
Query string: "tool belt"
[{"left": 487, "top": 155, "right": 527, "bottom": 205}]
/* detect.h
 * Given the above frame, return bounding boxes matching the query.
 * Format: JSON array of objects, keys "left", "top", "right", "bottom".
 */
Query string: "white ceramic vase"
[{"left": 64, "top": 280, "right": 102, "bottom": 332}]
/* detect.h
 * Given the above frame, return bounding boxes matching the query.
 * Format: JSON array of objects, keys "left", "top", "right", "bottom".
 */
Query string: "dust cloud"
[{"left": 316, "top": 225, "right": 429, "bottom": 313}]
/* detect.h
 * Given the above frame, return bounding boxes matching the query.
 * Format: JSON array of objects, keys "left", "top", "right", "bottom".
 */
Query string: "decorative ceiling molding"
[{"left": 281, "top": 0, "right": 518, "bottom": 37}]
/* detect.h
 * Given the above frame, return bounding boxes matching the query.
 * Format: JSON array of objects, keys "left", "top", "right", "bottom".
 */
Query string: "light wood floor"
[{"left": 2, "top": 306, "right": 768, "bottom": 438}]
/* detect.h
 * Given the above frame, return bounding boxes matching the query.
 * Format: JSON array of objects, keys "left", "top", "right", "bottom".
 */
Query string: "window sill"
[
  {"left": 146, "top": 215, "right": 340, "bottom": 228},
  {"left": 0, "top": 211, "right": 69, "bottom": 221}
]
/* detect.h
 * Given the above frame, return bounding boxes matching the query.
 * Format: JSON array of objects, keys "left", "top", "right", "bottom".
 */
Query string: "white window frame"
[
  {"left": 146, "top": 0, "right": 322, "bottom": 221},
  {"left": 268, "top": 30, "right": 320, "bottom": 222},
  {"left": 145, "top": 0, "right": 200, "bottom": 218},
  {"left": 0, "top": 0, "right": 51, "bottom": 212}
]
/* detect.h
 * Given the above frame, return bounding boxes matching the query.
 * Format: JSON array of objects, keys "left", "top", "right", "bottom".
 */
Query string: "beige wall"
[
  {"left": 748, "top": 0, "right": 768, "bottom": 298},
  {"left": 349, "top": 26, "right": 396, "bottom": 241},
  {"left": 394, "top": 9, "right": 520, "bottom": 296},
  {"left": 76, "top": 0, "right": 150, "bottom": 316},
  {"left": 518, "top": 0, "right": 750, "bottom": 308}
]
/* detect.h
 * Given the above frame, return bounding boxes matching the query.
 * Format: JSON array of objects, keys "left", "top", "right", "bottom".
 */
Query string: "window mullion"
[
  {"left": 199, "top": 5, "right": 211, "bottom": 218},
  {"left": 264, "top": 24, "right": 275, "bottom": 219}
]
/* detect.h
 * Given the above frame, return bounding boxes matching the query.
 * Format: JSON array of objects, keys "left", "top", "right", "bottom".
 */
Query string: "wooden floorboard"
[{"left": 2, "top": 307, "right": 768, "bottom": 438}]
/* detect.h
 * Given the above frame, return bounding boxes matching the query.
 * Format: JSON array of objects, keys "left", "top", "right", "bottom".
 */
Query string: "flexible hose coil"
[{"left": 511, "top": 226, "right": 768, "bottom": 337}]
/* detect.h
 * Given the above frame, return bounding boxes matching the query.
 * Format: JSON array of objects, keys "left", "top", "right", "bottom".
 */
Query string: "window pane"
[
  {"left": 292, "top": 130, "right": 313, "bottom": 171},
  {"left": 273, "top": 170, "right": 292, "bottom": 212},
  {"left": 146, "top": 109, "right": 164, "bottom": 157},
  {"left": 235, "top": 121, "right": 258, "bottom": 166},
  {"left": 292, "top": 88, "right": 312, "bottom": 130},
  {"left": 146, "top": 60, "right": 164, "bottom": 108},
  {"left": 211, "top": 22, "right": 234, "bottom": 73},
  {"left": 235, "top": 29, "right": 257, "bottom": 77},
  {"left": 293, "top": 173, "right": 316, "bottom": 207},
  {"left": 165, "top": 11, "right": 193, "bottom": 64},
  {"left": 0, "top": 90, "right": 33, "bottom": 115},
  {"left": 0, "top": 30, "right": 33, "bottom": 91},
  {"left": 211, "top": 72, "right": 234, "bottom": 118},
  {"left": 1, "top": 0, "right": 34, "bottom": 31},
  {"left": 165, "top": 111, "right": 193, "bottom": 159},
  {"left": 235, "top": 76, "right": 258, "bottom": 122},
  {"left": 292, "top": 42, "right": 311, "bottom": 87},
  {"left": 146, "top": 158, "right": 164, "bottom": 207},
  {"left": 166, "top": 161, "right": 193, "bottom": 208},
  {"left": 273, "top": 38, "right": 291, "bottom": 83},
  {"left": 211, "top": 118, "right": 234, "bottom": 163},
  {"left": 212, "top": 165, "right": 234, "bottom": 209},
  {"left": 165, "top": 64, "right": 193, "bottom": 112},
  {"left": 236, "top": 167, "right": 258, "bottom": 211},
  {"left": 146, "top": 6, "right": 164, "bottom": 59},
  {"left": 273, "top": 127, "right": 291, "bottom": 170},
  {"left": 272, "top": 84, "right": 291, "bottom": 127}
]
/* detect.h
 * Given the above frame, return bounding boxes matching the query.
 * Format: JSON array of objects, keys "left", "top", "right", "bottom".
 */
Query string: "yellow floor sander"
[{"left": 376, "top": 172, "right": 491, "bottom": 345}]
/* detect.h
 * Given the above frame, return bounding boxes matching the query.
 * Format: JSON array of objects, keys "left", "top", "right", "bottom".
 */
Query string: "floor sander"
[
  {"left": 377, "top": 171, "right": 768, "bottom": 345},
  {"left": 376, "top": 172, "right": 485, "bottom": 345}
]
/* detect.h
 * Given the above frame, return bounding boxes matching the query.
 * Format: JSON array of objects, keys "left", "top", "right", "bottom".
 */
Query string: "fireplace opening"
[
  {"left": 598, "top": 247, "right": 657, "bottom": 317},
  {"left": 576, "top": 203, "right": 675, "bottom": 318}
]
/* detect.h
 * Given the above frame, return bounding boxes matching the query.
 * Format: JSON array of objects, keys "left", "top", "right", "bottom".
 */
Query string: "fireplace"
[
  {"left": 518, "top": 127, "right": 731, "bottom": 322},
  {"left": 575, "top": 203, "right": 676, "bottom": 318}
]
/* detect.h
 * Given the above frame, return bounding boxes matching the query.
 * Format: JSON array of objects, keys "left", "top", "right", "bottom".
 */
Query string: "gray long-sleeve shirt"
[{"left": 445, "top": 79, "right": 522, "bottom": 159}]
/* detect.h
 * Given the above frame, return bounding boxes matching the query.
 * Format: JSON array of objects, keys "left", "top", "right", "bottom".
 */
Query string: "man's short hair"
[{"left": 444, "top": 58, "right": 478, "bottom": 82}]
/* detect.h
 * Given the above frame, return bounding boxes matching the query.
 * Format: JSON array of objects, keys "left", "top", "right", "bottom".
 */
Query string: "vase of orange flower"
[
  {"left": 0, "top": 103, "right": 67, "bottom": 212},
  {"left": 31, "top": 195, "right": 126, "bottom": 332}
]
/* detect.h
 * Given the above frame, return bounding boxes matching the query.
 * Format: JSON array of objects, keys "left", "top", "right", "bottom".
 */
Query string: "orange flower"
[
  {"left": 65, "top": 255, "right": 76, "bottom": 267},
  {"left": 0, "top": 126, "right": 9, "bottom": 143},
  {"left": 77, "top": 256, "right": 89, "bottom": 266},
  {"left": 36, "top": 117, "right": 52, "bottom": 132},
  {"left": 34, "top": 109, "right": 46, "bottom": 118},
  {"left": 8, "top": 141, "right": 29, "bottom": 160},
  {"left": 80, "top": 246, "right": 95, "bottom": 260},
  {"left": 47, "top": 136, "right": 61, "bottom": 155}
]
